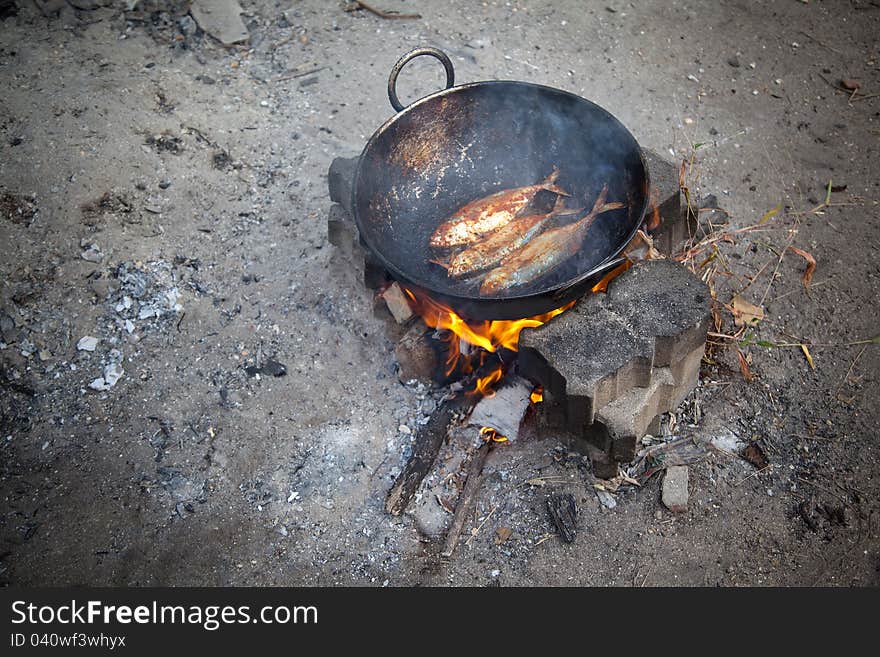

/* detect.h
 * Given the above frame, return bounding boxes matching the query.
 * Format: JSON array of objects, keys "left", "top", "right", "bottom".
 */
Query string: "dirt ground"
[{"left": 1, "top": 0, "right": 878, "bottom": 587}]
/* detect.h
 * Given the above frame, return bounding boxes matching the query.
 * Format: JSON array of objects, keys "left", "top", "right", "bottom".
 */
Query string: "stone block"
[
  {"left": 668, "top": 341, "right": 705, "bottom": 408},
  {"left": 594, "top": 368, "right": 675, "bottom": 462},
  {"left": 328, "top": 156, "right": 358, "bottom": 215},
  {"left": 519, "top": 294, "right": 654, "bottom": 433},
  {"left": 662, "top": 465, "right": 689, "bottom": 512},
  {"left": 642, "top": 149, "right": 693, "bottom": 256},
  {"left": 605, "top": 259, "right": 711, "bottom": 368},
  {"left": 327, "top": 203, "right": 356, "bottom": 248}
]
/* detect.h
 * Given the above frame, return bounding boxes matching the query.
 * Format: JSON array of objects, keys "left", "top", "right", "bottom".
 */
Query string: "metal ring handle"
[{"left": 388, "top": 47, "right": 455, "bottom": 112}]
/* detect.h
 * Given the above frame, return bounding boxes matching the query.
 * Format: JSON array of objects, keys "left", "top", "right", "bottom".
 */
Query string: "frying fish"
[
  {"left": 479, "top": 186, "right": 624, "bottom": 296},
  {"left": 429, "top": 168, "right": 569, "bottom": 248},
  {"left": 443, "top": 197, "right": 582, "bottom": 278}
]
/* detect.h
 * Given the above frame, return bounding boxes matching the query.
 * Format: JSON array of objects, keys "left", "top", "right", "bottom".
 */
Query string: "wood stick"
[
  {"left": 385, "top": 396, "right": 466, "bottom": 516},
  {"left": 351, "top": 1, "right": 421, "bottom": 19},
  {"left": 441, "top": 441, "right": 491, "bottom": 558},
  {"left": 274, "top": 66, "right": 326, "bottom": 83}
]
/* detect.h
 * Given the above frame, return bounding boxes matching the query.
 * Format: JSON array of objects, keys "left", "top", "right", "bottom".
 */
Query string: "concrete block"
[
  {"left": 594, "top": 368, "right": 675, "bottom": 462},
  {"left": 668, "top": 341, "right": 705, "bottom": 408},
  {"left": 662, "top": 465, "right": 689, "bottom": 512},
  {"left": 363, "top": 251, "right": 390, "bottom": 290},
  {"left": 565, "top": 435, "right": 618, "bottom": 479},
  {"left": 642, "top": 149, "right": 693, "bottom": 256},
  {"left": 605, "top": 259, "right": 711, "bottom": 368},
  {"left": 328, "top": 156, "right": 358, "bottom": 215},
  {"left": 519, "top": 294, "right": 654, "bottom": 433},
  {"left": 327, "top": 203, "right": 356, "bottom": 248}
]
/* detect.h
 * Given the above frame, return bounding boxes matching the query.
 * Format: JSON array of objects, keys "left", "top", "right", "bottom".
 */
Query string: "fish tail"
[
  {"left": 549, "top": 195, "right": 584, "bottom": 218},
  {"left": 429, "top": 258, "right": 450, "bottom": 271},
  {"left": 541, "top": 167, "right": 570, "bottom": 197},
  {"left": 592, "top": 185, "right": 610, "bottom": 211}
]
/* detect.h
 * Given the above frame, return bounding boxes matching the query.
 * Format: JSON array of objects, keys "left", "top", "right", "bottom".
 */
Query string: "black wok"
[{"left": 352, "top": 48, "right": 649, "bottom": 321}]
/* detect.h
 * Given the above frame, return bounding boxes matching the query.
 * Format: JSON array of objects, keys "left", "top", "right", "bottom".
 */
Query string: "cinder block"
[
  {"left": 642, "top": 149, "right": 693, "bottom": 256},
  {"left": 519, "top": 294, "right": 654, "bottom": 433},
  {"left": 363, "top": 251, "right": 390, "bottom": 290},
  {"left": 328, "top": 156, "right": 359, "bottom": 215},
  {"left": 668, "top": 341, "right": 705, "bottom": 408},
  {"left": 564, "top": 435, "right": 618, "bottom": 479},
  {"left": 327, "top": 203, "right": 357, "bottom": 248},
  {"left": 662, "top": 465, "right": 689, "bottom": 512},
  {"left": 594, "top": 368, "right": 674, "bottom": 462},
  {"left": 605, "top": 259, "right": 711, "bottom": 368}
]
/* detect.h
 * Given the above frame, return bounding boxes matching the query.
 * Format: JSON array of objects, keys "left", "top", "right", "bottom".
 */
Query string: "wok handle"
[{"left": 388, "top": 47, "right": 455, "bottom": 112}]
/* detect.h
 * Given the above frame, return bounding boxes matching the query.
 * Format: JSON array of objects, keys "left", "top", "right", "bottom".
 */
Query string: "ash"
[{"left": 105, "top": 261, "right": 183, "bottom": 338}]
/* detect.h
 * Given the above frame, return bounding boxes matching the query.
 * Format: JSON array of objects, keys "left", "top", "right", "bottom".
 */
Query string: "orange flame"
[
  {"left": 530, "top": 386, "right": 544, "bottom": 404},
  {"left": 403, "top": 288, "right": 575, "bottom": 392},
  {"left": 590, "top": 260, "right": 632, "bottom": 294},
  {"left": 403, "top": 289, "right": 574, "bottom": 354},
  {"left": 480, "top": 426, "right": 508, "bottom": 443},
  {"left": 474, "top": 364, "right": 504, "bottom": 398},
  {"left": 402, "top": 258, "right": 629, "bottom": 399}
]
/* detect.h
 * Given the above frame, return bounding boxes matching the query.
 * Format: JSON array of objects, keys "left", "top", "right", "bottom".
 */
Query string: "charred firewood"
[
  {"left": 441, "top": 440, "right": 492, "bottom": 558},
  {"left": 385, "top": 396, "right": 469, "bottom": 516},
  {"left": 547, "top": 493, "right": 578, "bottom": 543}
]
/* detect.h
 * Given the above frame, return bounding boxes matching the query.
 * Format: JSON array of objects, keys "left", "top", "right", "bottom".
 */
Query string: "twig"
[
  {"left": 836, "top": 345, "right": 868, "bottom": 395},
  {"left": 274, "top": 66, "right": 326, "bottom": 83},
  {"left": 465, "top": 497, "right": 503, "bottom": 546},
  {"left": 350, "top": 1, "right": 421, "bottom": 19},
  {"left": 441, "top": 441, "right": 491, "bottom": 558},
  {"left": 736, "top": 464, "right": 772, "bottom": 486},
  {"left": 850, "top": 92, "right": 880, "bottom": 102},
  {"left": 798, "top": 30, "right": 843, "bottom": 55},
  {"left": 797, "top": 476, "right": 849, "bottom": 506}
]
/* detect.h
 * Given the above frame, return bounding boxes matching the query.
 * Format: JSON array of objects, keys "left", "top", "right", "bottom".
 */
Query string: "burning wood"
[{"left": 468, "top": 375, "right": 533, "bottom": 442}]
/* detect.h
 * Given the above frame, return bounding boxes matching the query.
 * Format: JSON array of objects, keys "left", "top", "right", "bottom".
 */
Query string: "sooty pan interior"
[{"left": 353, "top": 81, "right": 648, "bottom": 313}]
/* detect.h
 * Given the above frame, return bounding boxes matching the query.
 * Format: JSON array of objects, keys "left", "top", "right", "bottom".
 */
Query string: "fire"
[
  {"left": 480, "top": 426, "right": 508, "bottom": 443},
  {"left": 402, "top": 287, "right": 574, "bottom": 390},
  {"left": 401, "top": 258, "right": 630, "bottom": 400},
  {"left": 590, "top": 260, "right": 632, "bottom": 293},
  {"left": 474, "top": 364, "right": 504, "bottom": 398},
  {"left": 403, "top": 289, "right": 574, "bottom": 354}
]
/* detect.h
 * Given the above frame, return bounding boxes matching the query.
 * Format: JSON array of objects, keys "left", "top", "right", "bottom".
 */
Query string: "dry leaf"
[
  {"left": 800, "top": 344, "right": 815, "bottom": 370},
  {"left": 759, "top": 203, "right": 782, "bottom": 225},
  {"left": 788, "top": 246, "right": 816, "bottom": 288},
  {"left": 743, "top": 443, "right": 769, "bottom": 469},
  {"left": 731, "top": 294, "right": 765, "bottom": 326},
  {"left": 737, "top": 349, "right": 753, "bottom": 381},
  {"left": 494, "top": 526, "right": 513, "bottom": 545}
]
